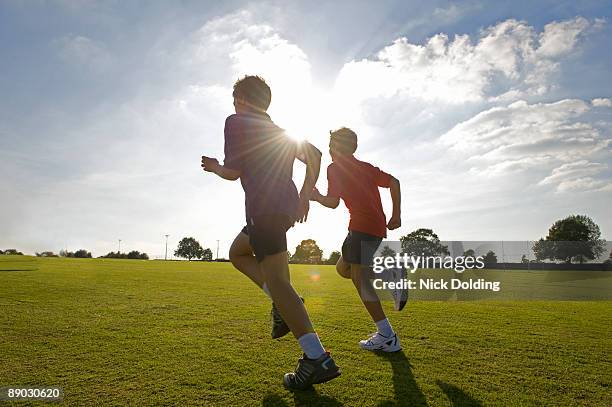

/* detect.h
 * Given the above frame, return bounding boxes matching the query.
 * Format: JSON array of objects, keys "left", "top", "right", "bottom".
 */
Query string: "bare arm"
[
  {"left": 201, "top": 156, "right": 241, "bottom": 181},
  {"left": 295, "top": 141, "right": 322, "bottom": 222},
  {"left": 310, "top": 187, "right": 340, "bottom": 209},
  {"left": 387, "top": 176, "right": 401, "bottom": 230}
]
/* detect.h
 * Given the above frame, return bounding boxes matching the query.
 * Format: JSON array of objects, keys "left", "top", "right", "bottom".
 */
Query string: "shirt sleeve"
[
  {"left": 223, "top": 115, "right": 242, "bottom": 171},
  {"left": 327, "top": 165, "right": 341, "bottom": 198},
  {"left": 371, "top": 164, "right": 392, "bottom": 187}
]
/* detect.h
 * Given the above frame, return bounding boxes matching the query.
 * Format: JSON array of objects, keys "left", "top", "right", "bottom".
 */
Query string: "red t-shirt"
[{"left": 327, "top": 155, "right": 392, "bottom": 238}]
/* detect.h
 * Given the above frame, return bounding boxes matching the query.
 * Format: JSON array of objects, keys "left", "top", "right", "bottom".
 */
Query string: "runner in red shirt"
[{"left": 311, "top": 127, "right": 403, "bottom": 352}]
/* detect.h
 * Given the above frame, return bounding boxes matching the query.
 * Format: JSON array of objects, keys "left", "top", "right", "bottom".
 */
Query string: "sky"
[{"left": 1, "top": 0, "right": 611, "bottom": 259}]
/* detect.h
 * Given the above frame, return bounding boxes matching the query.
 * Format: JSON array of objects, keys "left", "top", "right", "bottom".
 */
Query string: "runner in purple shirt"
[
  {"left": 201, "top": 75, "right": 340, "bottom": 389},
  {"left": 223, "top": 110, "right": 300, "bottom": 222}
]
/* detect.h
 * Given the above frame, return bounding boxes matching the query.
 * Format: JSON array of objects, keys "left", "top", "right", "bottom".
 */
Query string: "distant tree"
[
  {"left": 521, "top": 254, "right": 529, "bottom": 264},
  {"left": 73, "top": 249, "right": 92, "bottom": 258},
  {"left": 379, "top": 245, "right": 397, "bottom": 258},
  {"left": 127, "top": 251, "right": 149, "bottom": 260},
  {"left": 400, "top": 229, "right": 449, "bottom": 257},
  {"left": 174, "top": 237, "right": 204, "bottom": 261},
  {"left": 100, "top": 251, "right": 126, "bottom": 259},
  {"left": 202, "top": 248, "right": 213, "bottom": 262},
  {"left": 0, "top": 250, "right": 3, "bottom": 255},
  {"left": 291, "top": 239, "right": 323, "bottom": 264},
  {"left": 463, "top": 249, "right": 475, "bottom": 257},
  {"left": 326, "top": 250, "right": 341, "bottom": 265},
  {"left": 35, "top": 251, "right": 58, "bottom": 257},
  {"left": 533, "top": 215, "right": 606, "bottom": 264},
  {"left": 2, "top": 249, "right": 24, "bottom": 255},
  {"left": 483, "top": 251, "right": 497, "bottom": 266}
]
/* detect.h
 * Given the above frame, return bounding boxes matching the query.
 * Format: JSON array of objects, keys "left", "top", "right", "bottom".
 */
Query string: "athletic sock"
[
  {"left": 375, "top": 318, "right": 394, "bottom": 337},
  {"left": 297, "top": 333, "right": 326, "bottom": 360},
  {"left": 262, "top": 282, "right": 272, "bottom": 300}
]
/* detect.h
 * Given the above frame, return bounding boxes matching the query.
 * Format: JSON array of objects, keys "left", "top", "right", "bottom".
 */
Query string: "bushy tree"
[
  {"left": 533, "top": 215, "right": 606, "bottom": 263},
  {"left": 100, "top": 251, "right": 126, "bottom": 259},
  {"left": 127, "top": 251, "right": 149, "bottom": 260},
  {"left": 400, "top": 229, "right": 449, "bottom": 257},
  {"left": 2, "top": 249, "right": 23, "bottom": 255},
  {"left": 35, "top": 251, "right": 58, "bottom": 257},
  {"left": 73, "top": 249, "right": 92, "bottom": 258},
  {"left": 174, "top": 237, "right": 204, "bottom": 261},
  {"left": 379, "top": 245, "right": 397, "bottom": 258},
  {"left": 326, "top": 250, "right": 341, "bottom": 265},
  {"left": 463, "top": 249, "right": 475, "bottom": 257},
  {"left": 483, "top": 251, "right": 497, "bottom": 266},
  {"left": 202, "top": 248, "right": 213, "bottom": 262},
  {"left": 291, "top": 239, "right": 323, "bottom": 264}
]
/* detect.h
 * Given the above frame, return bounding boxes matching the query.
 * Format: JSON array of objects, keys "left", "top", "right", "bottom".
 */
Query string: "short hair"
[
  {"left": 330, "top": 127, "right": 358, "bottom": 155},
  {"left": 232, "top": 75, "right": 271, "bottom": 111}
]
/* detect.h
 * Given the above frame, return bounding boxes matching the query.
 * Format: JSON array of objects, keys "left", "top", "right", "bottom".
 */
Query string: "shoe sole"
[
  {"left": 284, "top": 370, "right": 342, "bottom": 390},
  {"left": 283, "top": 370, "right": 342, "bottom": 391},
  {"left": 360, "top": 344, "right": 402, "bottom": 352},
  {"left": 313, "top": 370, "right": 341, "bottom": 385}
]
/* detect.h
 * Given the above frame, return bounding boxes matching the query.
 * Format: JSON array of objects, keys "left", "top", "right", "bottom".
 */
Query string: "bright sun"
[{"left": 271, "top": 87, "right": 345, "bottom": 146}]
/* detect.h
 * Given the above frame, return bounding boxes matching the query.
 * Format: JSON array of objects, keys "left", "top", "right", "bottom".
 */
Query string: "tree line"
[
  {"left": 288, "top": 214, "right": 610, "bottom": 265},
  {"left": 2, "top": 214, "right": 609, "bottom": 264}
]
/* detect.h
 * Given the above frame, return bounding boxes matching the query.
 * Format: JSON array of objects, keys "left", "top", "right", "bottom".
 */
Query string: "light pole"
[
  {"left": 118, "top": 239, "right": 122, "bottom": 254},
  {"left": 165, "top": 234, "right": 169, "bottom": 260},
  {"left": 216, "top": 240, "right": 220, "bottom": 260}
]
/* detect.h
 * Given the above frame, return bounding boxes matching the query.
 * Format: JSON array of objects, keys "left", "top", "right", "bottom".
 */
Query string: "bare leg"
[
  {"left": 350, "top": 263, "right": 386, "bottom": 323},
  {"left": 260, "top": 251, "right": 313, "bottom": 338},
  {"left": 228, "top": 231, "right": 265, "bottom": 288}
]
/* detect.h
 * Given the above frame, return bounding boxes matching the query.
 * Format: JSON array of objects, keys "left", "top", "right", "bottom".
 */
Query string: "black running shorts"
[
  {"left": 341, "top": 230, "right": 382, "bottom": 266},
  {"left": 241, "top": 214, "right": 293, "bottom": 263}
]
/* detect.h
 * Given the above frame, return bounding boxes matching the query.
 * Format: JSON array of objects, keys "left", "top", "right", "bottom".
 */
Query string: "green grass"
[{"left": 1, "top": 256, "right": 611, "bottom": 406}]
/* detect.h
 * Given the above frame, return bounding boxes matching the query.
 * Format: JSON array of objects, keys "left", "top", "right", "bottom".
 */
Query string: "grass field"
[{"left": 1, "top": 256, "right": 611, "bottom": 406}]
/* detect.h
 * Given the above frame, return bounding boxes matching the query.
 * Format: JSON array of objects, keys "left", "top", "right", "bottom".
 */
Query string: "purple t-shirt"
[{"left": 223, "top": 112, "right": 299, "bottom": 221}]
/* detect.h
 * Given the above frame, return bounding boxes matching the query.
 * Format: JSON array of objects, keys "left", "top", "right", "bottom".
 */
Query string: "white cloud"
[
  {"left": 556, "top": 176, "right": 612, "bottom": 193},
  {"left": 439, "top": 99, "right": 612, "bottom": 191},
  {"left": 537, "top": 17, "right": 603, "bottom": 57},
  {"left": 537, "top": 160, "right": 612, "bottom": 192},
  {"left": 592, "top": 98, "right": 612, "bottom": 107},
  {"left": 333, "top": 17, "right": 603, "bottom": 105}
]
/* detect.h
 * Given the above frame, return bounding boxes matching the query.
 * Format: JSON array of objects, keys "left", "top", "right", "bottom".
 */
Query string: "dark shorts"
[
  {"left": 341, "top": 230, "right": 382, "bottom": 266},
  {"left": 241, "top": 214, "right": 294, "bottom": 263}
]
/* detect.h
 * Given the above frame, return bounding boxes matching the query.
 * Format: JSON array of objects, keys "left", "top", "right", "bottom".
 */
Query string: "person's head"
[
  {"left": 329, "top": 127, "right": 358, "bottom": 161},
  {"left": 232, "top": 75, "right": 271, "bottom": 113}
]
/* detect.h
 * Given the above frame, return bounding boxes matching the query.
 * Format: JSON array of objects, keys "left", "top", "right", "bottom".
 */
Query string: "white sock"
[
  {"left": 375, "top": 318, "right": 394, "bottom": 337},
  {"left": 297, "top": 333, "right": 326, "bottom": 359},
  {"left": 262, "top": 282, "right": 272, "bottom": 300}
]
